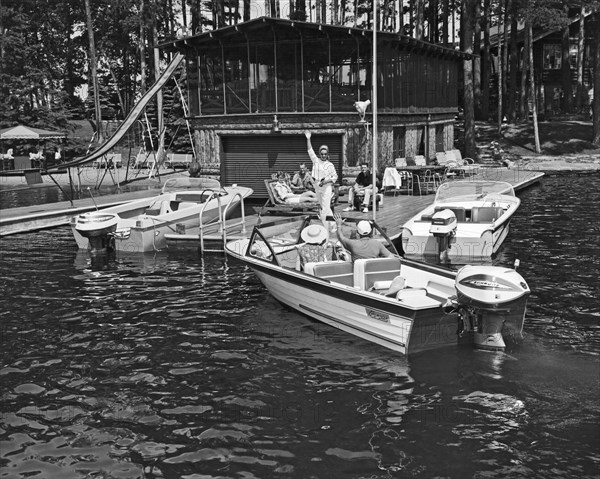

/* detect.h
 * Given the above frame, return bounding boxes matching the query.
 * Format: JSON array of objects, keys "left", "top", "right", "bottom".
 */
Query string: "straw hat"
[
  {"left": 301, "top": 224, "right": 328, "bottom": 244},
  {"left": 357, "top": 220, "right": 372, "bottom": 236}
]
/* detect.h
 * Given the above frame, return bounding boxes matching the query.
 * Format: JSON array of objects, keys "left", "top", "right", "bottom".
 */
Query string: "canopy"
[{"left": 0, "top": 125, "right": 66, "bottom": 140}]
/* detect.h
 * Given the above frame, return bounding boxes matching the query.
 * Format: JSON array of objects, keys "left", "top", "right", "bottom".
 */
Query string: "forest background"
[{"left": 0, "top": 0, "right": 599, "bottom": 162}]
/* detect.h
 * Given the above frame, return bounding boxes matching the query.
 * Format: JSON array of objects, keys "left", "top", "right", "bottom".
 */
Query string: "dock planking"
[{"left": 1, "top": 167, "right": 544, "bottom": 241}]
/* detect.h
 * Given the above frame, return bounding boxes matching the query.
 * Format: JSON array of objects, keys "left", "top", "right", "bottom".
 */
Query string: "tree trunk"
[
  {"left": 497, "top": 0, "right": 504, "bottom": 133},
  {"left": 561, "top": 5, "right": 572, "bottom": 113},
  {"left": 508, "top": 0, "right": 518, "bottom": 121},
  {"left": 502, "top": 0, "right": 510, "bottom": 119},
  {"left": 519, "top": 24, "right": 529, "bottom": 122},
  {"left": 462, "top": 0, "right": 477, "bottom": 160},
  {"left": 481, "top": 0, "right": 490, "bottom": 120},
  {"left": 84, "top": 0, "right": 103, "bottom": 143},
  {"left": 442, "top": 0, "right": 449, "bottom": 45},
  {"left": 139, "top": 0, "right": 147, "bottom": 94},
  {"left": 593, "top": 25, "right": 600, "bottom": 146},
  {"left": 415, "top": 0, "right": 424, "bottom": 41},
  {"left": 473, "top": 0, "right": 481, "bottom": 119},
  {"left": 528, "top": 21, "right": 541, "bottom": 153},
  {"left": 575, "top": 8, "right": 585, "bottom": 111}
]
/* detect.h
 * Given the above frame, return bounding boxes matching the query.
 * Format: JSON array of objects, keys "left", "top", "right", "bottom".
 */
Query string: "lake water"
[{"left": 0, "top": 174, "right": 598, "bottom": 478}]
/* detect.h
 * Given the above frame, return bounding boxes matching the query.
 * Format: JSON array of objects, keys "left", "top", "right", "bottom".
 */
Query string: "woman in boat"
[
  {"left": 273, "top": 172, "right": 318, "bottom": 204},
  {"left": 296, "top": 224, "right": 329, "bottom": 271}
]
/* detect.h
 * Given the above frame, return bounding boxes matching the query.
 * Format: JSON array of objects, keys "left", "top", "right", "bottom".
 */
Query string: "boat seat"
[
  {"left": 304, "top": 260, "right": 354, "bottom": 286},
  {"left": 434, "top": 206, "right": 466, "bottom": 222},
  {"left": 396, "top": 288, "right": 441, "bottom": 308},
  {"left": 426, "top": 281, "right": 455, "bottom": 301},
  {"left": 354, "top": 257, "right": 402, "bottom": 290},
  {"left": 471, "top": 206, "right": 504, "bottom": 223}
]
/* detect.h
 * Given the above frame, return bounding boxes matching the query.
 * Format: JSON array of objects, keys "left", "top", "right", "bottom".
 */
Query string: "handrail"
[{"left": 198, "top": 189, "right": 247, "bottom": 253}]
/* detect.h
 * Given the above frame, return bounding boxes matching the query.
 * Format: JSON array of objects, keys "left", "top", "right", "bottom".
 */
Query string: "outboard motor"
[
  {"left": 429, "top": 209, "right": 457, "bottom": 261},
  {"left": 454, "top": 265, "right": 530, "bottom": 351},
  {"left": 74, "top": 212, "right": 119, "bottom": 254}
]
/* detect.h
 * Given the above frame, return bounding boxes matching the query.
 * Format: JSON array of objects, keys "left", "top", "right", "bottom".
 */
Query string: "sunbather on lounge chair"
[{"left": 273, "top": 171, "right": 318, "bottom": 204}]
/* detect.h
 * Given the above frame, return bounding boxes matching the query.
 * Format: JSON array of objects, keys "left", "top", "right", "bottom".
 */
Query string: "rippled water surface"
[{"left": 0, "top": 174, "right": 598, "bottom": 478}]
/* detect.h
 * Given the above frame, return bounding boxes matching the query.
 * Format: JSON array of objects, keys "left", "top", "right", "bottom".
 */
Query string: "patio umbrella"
[{"left": 0, "top": 124, "right": 66, "bottom": 140}]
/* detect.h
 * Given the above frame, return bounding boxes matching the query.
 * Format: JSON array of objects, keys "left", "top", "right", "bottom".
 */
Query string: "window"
[
  {"left": 543, "top": 44, "right": 561, "bottom": 70},
  {"left": 435, "top": 125, "right": 444, "bottom": 152},
  {"left": 392, "top": 126, "right": 406, "bottom": 159}
]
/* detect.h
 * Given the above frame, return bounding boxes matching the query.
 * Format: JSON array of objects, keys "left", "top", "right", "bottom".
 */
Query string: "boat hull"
[
  {"left": 235, "top": 255, "right": 462, "bottom": 356},
  {"left": 72, "top": 185, "right": 252, "bottom": 253}
]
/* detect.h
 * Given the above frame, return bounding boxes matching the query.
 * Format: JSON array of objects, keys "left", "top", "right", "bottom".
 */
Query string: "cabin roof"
[{"left": 160, "top": 16, "right": 470, "bottom": 61}]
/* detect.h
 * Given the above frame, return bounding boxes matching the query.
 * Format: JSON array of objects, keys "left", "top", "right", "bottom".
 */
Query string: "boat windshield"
[
  {"left": 161, "top": 177, "right": 225, "bottom": 194},
  {"left": 435, "top": 180, "right": 515, "bottom": 204}
]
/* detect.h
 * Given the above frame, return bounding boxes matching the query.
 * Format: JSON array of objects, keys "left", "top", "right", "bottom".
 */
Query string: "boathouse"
[{"left": 162, "top": 17, "right": 468, "bottom": 197}]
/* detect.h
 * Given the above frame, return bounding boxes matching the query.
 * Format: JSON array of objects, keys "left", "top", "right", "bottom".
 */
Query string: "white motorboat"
[
  {"left": 225, "top": 215, "right": 530, "bottom": 355},
  {"left": 402, "top": 180, "right": 521, "bottom": 262},
  {"left": 72, "top": 177, "right": 253, "bottom": 253}
]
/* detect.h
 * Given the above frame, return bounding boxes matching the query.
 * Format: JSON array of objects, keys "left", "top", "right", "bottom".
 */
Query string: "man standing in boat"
[{"left": 305, "top": 130, "right": 338, "bottom": 231}]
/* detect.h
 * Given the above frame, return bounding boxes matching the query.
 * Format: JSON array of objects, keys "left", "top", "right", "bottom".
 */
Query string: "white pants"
[{"left": 316, "top": 183, "right": 334, "bottom": 226}]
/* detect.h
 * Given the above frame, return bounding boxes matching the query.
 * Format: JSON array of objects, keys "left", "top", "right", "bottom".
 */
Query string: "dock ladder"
[{"left": 197, "top": 191, "right": 248, "bottom": 253}]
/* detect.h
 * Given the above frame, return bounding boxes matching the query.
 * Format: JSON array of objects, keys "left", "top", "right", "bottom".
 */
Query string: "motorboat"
[
  {"left": 71, "top": 177, "right": 253, "bottom": 253},
  {"left": 402, "top": 180, "right": 521, "bottom": 262},
  {"left": 225, "top": 215, "right": 530, "bottom": 355}
]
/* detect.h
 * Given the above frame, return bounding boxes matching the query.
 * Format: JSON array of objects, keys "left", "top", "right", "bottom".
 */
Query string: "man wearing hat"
[
  {"left": 296, "top": 223, "right": 330, "bottom": 270},
  {"left": 304, "top": 130, "right": 338, "bottom": 230},
  {"left": 333, "top": 213, "right": 394, "bottom": 262}
]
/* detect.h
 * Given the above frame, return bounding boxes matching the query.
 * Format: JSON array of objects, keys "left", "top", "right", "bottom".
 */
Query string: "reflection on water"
[{"left": 0, "top": 175, "right": 599, "bottom": 478}]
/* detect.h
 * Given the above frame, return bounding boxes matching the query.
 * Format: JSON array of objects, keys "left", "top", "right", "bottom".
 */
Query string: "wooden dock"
[
  {"left": 0, "top": 188, "right": 163, "bottom": 236},
  {"left": 0, "top": 167, "right": 544, "bottom": 242},
  {"left": 165, "top": 168, "right": 545, "bottom": 249}
]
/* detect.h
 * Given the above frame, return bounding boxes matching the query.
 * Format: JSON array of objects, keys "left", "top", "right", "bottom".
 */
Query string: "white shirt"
[{"left": 307, "top": 148, "right": 338, "bottom": 185}]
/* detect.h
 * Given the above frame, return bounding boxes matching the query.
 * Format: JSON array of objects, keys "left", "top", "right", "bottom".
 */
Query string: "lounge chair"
[{"left": 255, "top": 179, "right": 323, "bottom": 216}]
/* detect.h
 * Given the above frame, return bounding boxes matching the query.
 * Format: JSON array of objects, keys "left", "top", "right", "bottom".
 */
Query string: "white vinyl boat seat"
[
  {"left": 354, "top": 257, "right": 402, "bottom": 291},
  {"left": 434, "top": 206, "right": 467, "bottom": 222},
  {"left": 396, "top": 288, "right": 441, "bottom": 308},
  {"left": 304, "top": 260, "right": 354, "bottom": 286},
  {"left": 471, "top": 206, "right": 504, "bottom": 223}
]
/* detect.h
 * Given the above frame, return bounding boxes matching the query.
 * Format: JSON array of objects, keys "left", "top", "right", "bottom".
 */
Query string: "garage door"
[{"left": 221, "top": 134, "right": 343, "bottom": 198}]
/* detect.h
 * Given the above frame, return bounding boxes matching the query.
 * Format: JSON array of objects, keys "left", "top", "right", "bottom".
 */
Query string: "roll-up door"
[{"left": 221, "top": 134, "right": 343, "bottom": 198}]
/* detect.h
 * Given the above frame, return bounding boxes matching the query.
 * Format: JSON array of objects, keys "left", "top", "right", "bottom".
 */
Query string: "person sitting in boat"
[
  {"left": 290, "top": 163, "right": 315, "bottom": 193},
  {"left": 333, "top": 213, "right": 394, "bottom": 262},
  {"left": 273, "top": 171, "right": 318, "bottom": 204},
  {"left": 296, "top": 224, "right": 330, "bottom": 271},
  {"left": 343, "top": 163, "right": 381, "bottom": 212}
]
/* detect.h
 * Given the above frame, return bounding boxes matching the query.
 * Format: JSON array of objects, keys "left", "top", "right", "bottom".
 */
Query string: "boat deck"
[{"left": 0, "top": 167, "right": 544, "bottom": 242}]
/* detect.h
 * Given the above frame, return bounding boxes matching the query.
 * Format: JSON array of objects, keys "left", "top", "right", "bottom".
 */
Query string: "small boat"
[
  {"left": 225, "top": 215, "right": 530, "bottom": 355},
  {"left": 402, "top": 180, "right": 521, "bottom": 262},
  {"left": 72, "top": 177, "right": 253, "bottom": 253}
]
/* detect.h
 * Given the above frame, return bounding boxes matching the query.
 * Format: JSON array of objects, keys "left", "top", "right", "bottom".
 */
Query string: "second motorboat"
[
  {"left": 402, "top": 179, "right": 521, "bottom": 262},
  {"left": 72, "top": 177, "right": 253, "bottom": 253}
]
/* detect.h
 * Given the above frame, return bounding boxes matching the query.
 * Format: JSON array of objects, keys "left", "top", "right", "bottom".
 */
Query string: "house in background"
[
  {"left": 162, "top": 17, "right": 467, "bottom": 197},
  {"left": 489, "top": 9, "right": 598, "bottom": 118}
]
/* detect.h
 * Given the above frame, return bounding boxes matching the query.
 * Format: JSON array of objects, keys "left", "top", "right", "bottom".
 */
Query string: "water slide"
[{"left": 55, "top": 52, "right": 184, "bottom": 170}]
